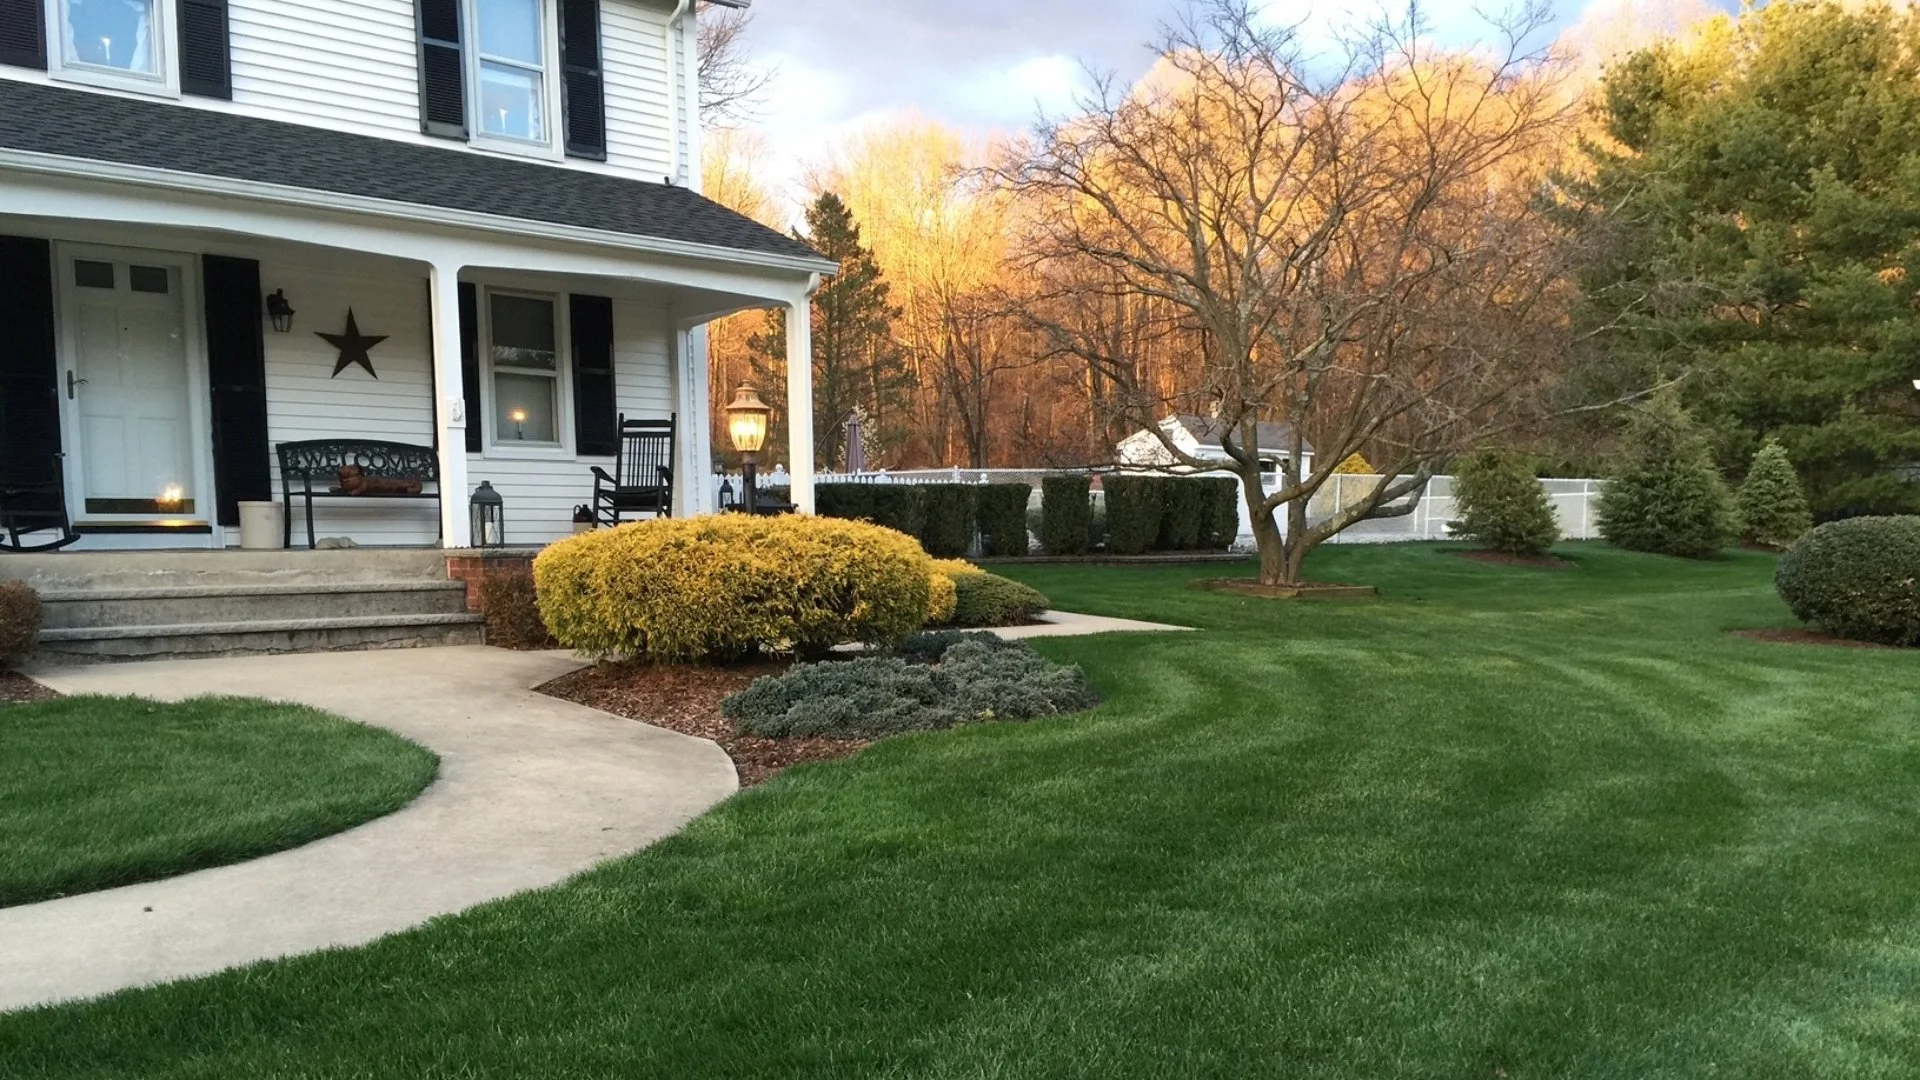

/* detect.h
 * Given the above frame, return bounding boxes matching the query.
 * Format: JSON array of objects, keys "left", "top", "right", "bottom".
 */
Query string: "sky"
[{"left": 729, "top": 0, "right": 1647, "bottom": 206}]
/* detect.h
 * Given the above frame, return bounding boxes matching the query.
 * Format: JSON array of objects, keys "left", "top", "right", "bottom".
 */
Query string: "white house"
[
  {"left": 0, "top": 0, "right": 836, "bottom": 551},
  {"left": 1115, "top": 415, "right": 1316, "bottom": 480}
]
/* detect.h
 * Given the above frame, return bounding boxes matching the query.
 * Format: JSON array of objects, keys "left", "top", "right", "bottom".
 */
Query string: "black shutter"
[
  {"left": 416, "top": 0, "right": 467, "bottom": 138},
  {"left": 0, "top": 0, "right": 45, "bottom": 70},
  {"left": 177, "top": 0, "right": 232, "bottom": 99},
  {"left": 569, "top": 294, "right": 617, "bottom": 456},
  {"left": 458, "top": 283, "right": 482, "bottom": 452},
  {"left": 559, "top": 0, "right": 606, "bottom": 160},
  {"left": 202, "top": 256, "right": 271, "bottom": 527},
  {"left": 0, "top": 236, "right": 62, "bottom": 512}
]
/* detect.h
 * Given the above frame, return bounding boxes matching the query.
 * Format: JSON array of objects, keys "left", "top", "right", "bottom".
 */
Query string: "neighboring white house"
[
  {"left": 1115, "top": 415, "right": 1317, "bottom": 480},
  {"left": 0, "top": 0, "right": 836, "bottom": 550}
]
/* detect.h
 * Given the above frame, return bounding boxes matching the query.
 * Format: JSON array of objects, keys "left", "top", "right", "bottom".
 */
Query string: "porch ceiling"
[{"left": 0, "top": 80, "right": 831, "bottom": 272}]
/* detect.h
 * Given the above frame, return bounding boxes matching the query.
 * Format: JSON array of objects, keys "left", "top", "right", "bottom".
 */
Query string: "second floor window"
[
  {"left": 472, "top": 0, "right": 547, "bottom": 146},
  {"left": 55, "top": 0, "right": 164, "bottom": 83}
]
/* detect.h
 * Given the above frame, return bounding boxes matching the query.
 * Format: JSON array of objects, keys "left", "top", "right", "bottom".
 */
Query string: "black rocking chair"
[
  {"left": 0, "top": 453, "right": 80, "bottom": 553},
  {"left": 591, "top": 414, "right": 676, "bottom": 526}
]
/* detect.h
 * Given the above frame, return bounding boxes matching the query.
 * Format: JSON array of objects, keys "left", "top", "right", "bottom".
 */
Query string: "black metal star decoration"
[{"left": 316, "top": 309, "right": 388, "bottom": 380}]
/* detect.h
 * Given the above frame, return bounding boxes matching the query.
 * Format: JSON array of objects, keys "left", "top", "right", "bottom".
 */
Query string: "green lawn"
[
  {"left": 0, "top": 695, "right": 437, "bottom": 908},
  {"left": 5, "top": 544, "right": 1919, "bottom": 1078}
]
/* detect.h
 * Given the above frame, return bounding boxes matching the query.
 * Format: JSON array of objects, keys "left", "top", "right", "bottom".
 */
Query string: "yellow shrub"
[
  {"left": 1334, "top": 453, "right": 1375, "bottom": 474},
  {"left": 932, "top": 558, "right": 986, "bottom": 579},
  {"left": 927, "top": 572, "right": 958, "bottom": 624},
  {"left": 535, "top": 515, "right": 934, "bottom": 662}
]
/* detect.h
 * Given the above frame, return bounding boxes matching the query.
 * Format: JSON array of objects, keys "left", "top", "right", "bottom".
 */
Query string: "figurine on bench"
[{"left": 335, "top": 464, "right": 424, "bottom": 496}]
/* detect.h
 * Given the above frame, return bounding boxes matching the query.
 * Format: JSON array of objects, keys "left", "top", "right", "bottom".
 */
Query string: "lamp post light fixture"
[
  {"left": 265, "top": 289, "right": 296, "bottom": 333},
  {"left": 470, "top": 481, "right": 505, "bottom": 548},
  {"left": 725, "top": 383, "right": 772, "bottom": 514}
]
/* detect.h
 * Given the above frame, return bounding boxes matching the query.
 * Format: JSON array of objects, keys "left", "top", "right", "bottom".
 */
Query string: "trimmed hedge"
[
  {"left": 1776, "top": 516, "right": 1920, "bottom": 646},
  {"left": 534, "top": 515, "right": 932, "bottom": 662},
  {"left": 976, "top": 483, "right": 1032, "bottom": 557},
  {"left": 814, "top": 483, "right": 929, "bottom": 543},
  {"left": 918, "top": 484, "right": 977, "bottom": 557},
  {"left": 479, "top": 565, "right": 555, "bottom": 650},
  {"left": 1158, "top": 477, "right": 1204, "bottom": 550},
  {"left": 1195, "top": 477, "right": 1240, "bottom": 551},
  {"left": 949, "top": 572, "right": 1050, "bottom": 627},
  {"left": 1041, "top": 475, "right": 1093, "bottom": 556},
  {"left": 722, "top": 639, "right": 1098, "bottom": 739},
  {"left": 1103, "top": 476, "right": 1165, "bottom": 555},
  {"left": 0, "top": 580, "right": 40, "bottom": 667}
]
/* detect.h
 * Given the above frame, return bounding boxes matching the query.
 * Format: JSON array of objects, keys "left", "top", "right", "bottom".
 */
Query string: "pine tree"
[
  {"left": 1736, "top": 440, "right": 1814, "bottom": 550},
  {"left": 750, "top": 193, "right": 915, "bottom": 469},
  {"left": 1450, "top": 450, "right": 1561, "bottom": 556},
  {"left": 1597, "top": 398, "right": 1735, "bottom": 559}
]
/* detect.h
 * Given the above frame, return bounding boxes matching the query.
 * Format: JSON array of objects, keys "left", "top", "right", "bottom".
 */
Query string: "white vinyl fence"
[{"left": 719, "top": 468, "right": 1604, "bottom": 548}]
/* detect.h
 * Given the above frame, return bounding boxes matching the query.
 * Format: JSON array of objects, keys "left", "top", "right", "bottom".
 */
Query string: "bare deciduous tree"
[
  {"left": 697, "top": 2, "right": 774, "bottom": 128},
  {"left": 995, "top": 0, "right": 1596, "bottom": 586}
]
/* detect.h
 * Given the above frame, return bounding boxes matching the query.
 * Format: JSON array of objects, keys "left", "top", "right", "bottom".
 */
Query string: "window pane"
[
  {"left": 74, "top": 260, "right": 115, "bottom": 289},
  {"left": 129, "top": 265, "right": 170, "bottom": 294},
  {"left": 64, "top": 0, "right": 157, "bottom": 74},
  {"left": 478, "top": 62, "right": 546, "bottom": 142},
  {"left": 494, "top": 372, "right": 557, "bottom": 443},
  {"left": 489, "top": 294, "right": 556, "bottom": 370},
  {"left": 476, "top": 0, "right": 543, "bottom": 65}
]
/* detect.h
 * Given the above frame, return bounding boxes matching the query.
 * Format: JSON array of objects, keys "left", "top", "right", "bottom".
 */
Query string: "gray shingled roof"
[
  {"left": 1172, "top": 415, "right": 1315, "bottom": 455},
  {"left": 0, "top": 80, "right": 828, "bottom": 266}
]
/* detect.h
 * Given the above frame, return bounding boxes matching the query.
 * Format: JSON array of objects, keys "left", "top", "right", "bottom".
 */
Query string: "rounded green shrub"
[
  {"left": 948, "top": 572, "right": 1050, "bottom": 628},
  {"left": 1737, "top": 440, "right": 1814, "bottom": 550},
  {"left": 1597, "top": 400, "right": 1734, "bottom": 559},
  {"left": 976, "top": 483, "right": 1033, "bottom": 557},
  {"left": 1775, "top": 516, "right": 1920, "bottom": 646},
  {"left": 534, "top": 515, "right": 933, "bottom": 662},
  {"left": 1041, "top": 475, "right": 1093, "bottom": 556},
  {"left": 1449, "top": 449, "right": 1560, "bottom": 556},
  {"left": 1103, "top": 475, "right": 1165, "bottom": 555}
]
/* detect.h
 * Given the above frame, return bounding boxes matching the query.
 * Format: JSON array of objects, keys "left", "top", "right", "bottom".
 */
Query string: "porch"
[{"left": 0, "top": 79, "right": 835, "bottom": 554}]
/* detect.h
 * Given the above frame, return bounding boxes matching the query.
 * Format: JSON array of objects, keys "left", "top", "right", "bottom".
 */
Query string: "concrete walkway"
[
  {"left": 992, "top": 610, "right": 1193, "bottom": 640},
  {"left": 0, "top": 646, "right": 737, "bottom": 1013}
]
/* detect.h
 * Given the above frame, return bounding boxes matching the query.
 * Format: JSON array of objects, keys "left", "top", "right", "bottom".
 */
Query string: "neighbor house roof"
[
  {"left": 0, "top": 80, "right": 828, "bottom": 267},
  {"left": 1169, "top": 415, "right": 1315, "bottom": 456}
]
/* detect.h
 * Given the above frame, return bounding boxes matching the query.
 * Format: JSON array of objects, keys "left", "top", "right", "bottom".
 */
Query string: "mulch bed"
[
  {"left": 1452, "top": 550, "right": 1576, "bottom": 570},
  {"left": 0, "top": 671, "right": 59, "bottom": 705},
  {"left": 538, "top": 661, "right": 868, "bottom": 787},
  {"left": 1731, "top": 629, "right": 1909, "bottom": 651}
]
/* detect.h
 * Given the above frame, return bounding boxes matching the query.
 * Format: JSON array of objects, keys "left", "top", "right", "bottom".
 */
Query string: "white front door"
[{"left": 57, "top": 247, "right": 209, "bottom": 524}]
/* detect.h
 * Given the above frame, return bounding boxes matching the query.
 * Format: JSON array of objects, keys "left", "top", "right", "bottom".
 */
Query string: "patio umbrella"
[{"left": 844, "top": 410, "right": 867, "bottom": 473}]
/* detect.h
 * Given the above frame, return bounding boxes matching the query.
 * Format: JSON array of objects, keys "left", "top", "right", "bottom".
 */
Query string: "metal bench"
[{"left": 276, "top": 440, "right": 440, "bottom": 550}]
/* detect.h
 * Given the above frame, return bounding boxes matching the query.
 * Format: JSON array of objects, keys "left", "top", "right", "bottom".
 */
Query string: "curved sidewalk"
[{"left": 0, "top": 646, "right": 738, "bottom": 1013}]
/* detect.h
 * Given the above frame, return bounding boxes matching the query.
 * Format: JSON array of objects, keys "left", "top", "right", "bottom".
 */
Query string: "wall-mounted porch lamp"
[
  {"left": 265, "top": 289, "right": 296, "bottom": 333},
  {"left": 725, "top": 383, "right": 772, "bottom": 515}
]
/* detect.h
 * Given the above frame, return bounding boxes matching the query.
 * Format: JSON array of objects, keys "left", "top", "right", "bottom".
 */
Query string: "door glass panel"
[
  {"left": 128, "top": 265, "right": 171, "bottom": 294},
  {"left": 73, "top": 260, "right": 115, "bottom": 289},
  {"left": 62, "top": 0, "right": 158, "bottom": 74},
  {"left": 493, "top": 372, "right": 557, "bottom": 443}
]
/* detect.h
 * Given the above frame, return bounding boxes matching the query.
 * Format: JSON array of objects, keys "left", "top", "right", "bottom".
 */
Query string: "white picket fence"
[{"left": 718, "top": 467, "right": 1604, "bottom": 547}]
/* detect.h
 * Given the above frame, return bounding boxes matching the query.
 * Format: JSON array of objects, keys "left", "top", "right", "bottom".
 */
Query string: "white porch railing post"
[
  {"left": 427, "top": 259, "right": 473, "bottom": 547},
  {"left": 785, "top": 295, "right": 816, "bottom": 514}
]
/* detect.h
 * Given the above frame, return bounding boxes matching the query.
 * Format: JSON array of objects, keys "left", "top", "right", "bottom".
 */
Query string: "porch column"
[
  {"left": 785, "top": 297, "right": 815, "bottom": 514},
  {"left": 427, "top": 259, "right": 473, "bottom": 547}
]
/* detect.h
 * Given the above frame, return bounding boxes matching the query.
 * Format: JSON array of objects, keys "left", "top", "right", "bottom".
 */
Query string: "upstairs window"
[
  {"left": 472, "top": 0, "right": 546, "bottom": 145},
  {"left": 49, "top": 0, "right": 168, "bottom": 87}
]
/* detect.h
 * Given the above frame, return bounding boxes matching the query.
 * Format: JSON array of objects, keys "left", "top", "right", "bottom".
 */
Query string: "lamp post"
[{"left": 725, "top": 383, "right": 772, "bottom": 515}]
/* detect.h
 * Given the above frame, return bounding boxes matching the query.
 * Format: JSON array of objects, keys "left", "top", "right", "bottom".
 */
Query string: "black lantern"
[
  {"left": 470, "top": 481, "right": 505, "bottom": 548},
  {"left": 725, "top": 383, "right": 773, "bottom": 514},
  {"left": 265, "top": 289, "right": 296, "bottom": 333}
]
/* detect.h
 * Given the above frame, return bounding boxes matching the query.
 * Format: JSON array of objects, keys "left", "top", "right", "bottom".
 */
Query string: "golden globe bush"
[{"left": 535, "top": 515, "right": 935, "bottom": 662}]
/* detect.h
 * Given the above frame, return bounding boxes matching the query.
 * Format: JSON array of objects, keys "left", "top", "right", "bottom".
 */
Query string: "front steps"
[{"left": 9, "top": 549, "right": 486, "bottom": 663}]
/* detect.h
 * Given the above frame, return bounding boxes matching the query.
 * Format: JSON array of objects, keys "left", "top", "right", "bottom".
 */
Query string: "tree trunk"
[{"left": 1245, "top": 467, "right": 1295, "bottom": 587}]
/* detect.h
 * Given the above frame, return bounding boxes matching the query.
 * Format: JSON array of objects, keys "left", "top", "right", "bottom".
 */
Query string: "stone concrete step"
[
  {"left": 37, "top": 581, "right": 473, "bottom": 630},
  {"left": 5, "top": 548, "right": 453, "bottom": 593},
  {"left": 36, "top": 613, "right": 486, "bottom": 662}
]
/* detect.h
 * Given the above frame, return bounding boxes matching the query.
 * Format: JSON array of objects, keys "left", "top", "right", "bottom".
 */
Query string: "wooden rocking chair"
[
  {"left": 590, "top": 415, "right": 676, "bottom": 526},
  {"left": 0, "top": 453, "right": 79, "bottom": 553}
]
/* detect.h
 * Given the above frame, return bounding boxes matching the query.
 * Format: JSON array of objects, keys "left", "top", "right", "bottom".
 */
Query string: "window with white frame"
[
  {"left": 49, "top": 0, "right": 170, "bottom": 87},
  {"left": 471, "top": 0, "right": 549, "bottom": 146},
  {"left": 486, "top": 291, "right": 564, "bottom": 448}
]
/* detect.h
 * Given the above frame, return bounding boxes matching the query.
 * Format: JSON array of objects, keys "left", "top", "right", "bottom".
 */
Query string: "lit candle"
[{"left": 509, "top": 408, "right": 527, "bottom": 439}]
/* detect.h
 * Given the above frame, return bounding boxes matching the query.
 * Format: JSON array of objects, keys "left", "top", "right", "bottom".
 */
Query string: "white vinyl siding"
[
  {"left": 471, "top": 296, "right": 674, "bottom": 546},
  {"left": 0, "top": 0, "right": 682, "bottom": 183},
  {"left": 259, "top": 258, "right": 675, "bottom": 548}
]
